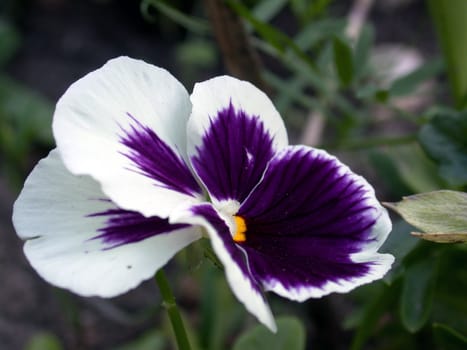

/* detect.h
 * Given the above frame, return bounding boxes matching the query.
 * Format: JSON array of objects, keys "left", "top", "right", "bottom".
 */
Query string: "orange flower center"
[{"left": 233, "top": 215, "right": 247, "bottom": 243}]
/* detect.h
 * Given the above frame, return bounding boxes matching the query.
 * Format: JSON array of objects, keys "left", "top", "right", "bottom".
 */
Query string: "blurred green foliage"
[
  {"left": 419, "top": 109, "right": 467, "bottom": 187},
  {"left": 24, "top": 332, "right": 63, "bottom": 350},
  {"left": 0, "top": 18, "right": 53, "bottom": 187},
  {"left": 2, "top": 0, "right": 467, "bottom": 349},
  {"left": 232, "top": 316, "right": 306, "bottom": 350}
]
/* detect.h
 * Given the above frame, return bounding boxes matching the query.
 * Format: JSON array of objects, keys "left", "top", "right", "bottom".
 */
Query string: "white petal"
[
  {"left": 53, "top": 56, "right": 201, "bottom": 218},
  {"left": 170, "top": 203, "right": 277, "bottom": 332},
  {"left": 189, "top": 76, "right": 288, "bottom": 151},
  {"left": 187, "top": 75, "right": 288, "bottom": 204},
  {"left": 13, "top": 150, "right": 201, "bottom": 297}
]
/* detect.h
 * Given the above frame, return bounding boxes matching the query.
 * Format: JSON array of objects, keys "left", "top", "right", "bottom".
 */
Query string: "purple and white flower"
[{"left": 13, "top": 57, "right": 394, "bottom": 331}]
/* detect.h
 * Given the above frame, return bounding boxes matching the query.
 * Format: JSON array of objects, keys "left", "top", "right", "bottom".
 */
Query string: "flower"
[{"left": 13, "top": 57, "right": 394, "bottom": 331}]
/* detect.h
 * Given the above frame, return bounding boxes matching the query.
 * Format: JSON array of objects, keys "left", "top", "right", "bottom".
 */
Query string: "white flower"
[{"left": 13, "top": 57, "right": 394, "bottom": 331}]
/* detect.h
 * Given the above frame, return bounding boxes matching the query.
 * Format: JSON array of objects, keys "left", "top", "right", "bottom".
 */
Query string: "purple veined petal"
[
  {"left": 53, "top": 56, "right": 202, "bottom": 218},
  {"left": 188, "top": 75, "right": 288, "bottom": 205},
  {"left": 236, "top": 145, "right": 394, "bottom": 301},
  {"left": 120, "top": 113, "right": 202, "bottom": 197},
  {"left": 12, "top": 149, "right": 202, "bottom": 297},
  {"left": 88, "top": 205, "right": 190, "bottom": 249},
  {"left": 190, "top": 103, "right": 275, "bottom": 204},
  {"left": 170, "top": 203, "right": 277, "bottom": 332}
]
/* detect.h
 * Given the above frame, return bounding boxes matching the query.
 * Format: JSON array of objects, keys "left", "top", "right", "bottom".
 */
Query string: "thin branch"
[{"left": 202, "top": 0, "right": 268, "bottom": 92}]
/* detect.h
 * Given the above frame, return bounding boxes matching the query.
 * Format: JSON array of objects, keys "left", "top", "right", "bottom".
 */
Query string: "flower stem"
[{"left": 155, "top": 269, "right": 191, "bottom": 350}]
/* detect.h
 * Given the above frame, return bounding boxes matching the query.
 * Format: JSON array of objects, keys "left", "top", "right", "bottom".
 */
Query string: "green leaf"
[
  {"left": 290, "top": 0, "right": 332, "bottom": 22},
  {"left": 252, "top": 0, "right": 288, "bottom": 23},
  {"left": 0, "top": 74, "right": 53, "bottom": 145},
  {"left": 432, "top": 248, "right": 467, "bottom": 331},
  {"left": 116, "top": 331, "right": 166, "bottom": 350},
  {"left": 428, "top": 0, "right": 467, "bottom": 107},
  {"left": 227, "top": 0, "right": 319, "bottom": 74},
  {"left": 400, "top": 258, "right": 438, "bottom": 332},
  {"left": 389, "top": 58, "right": 443, "bottom": 96},
  {"left": 294, "top": 18, "right": 345, "bottom": 51},
  {"left": 176, "top": 39, "right": 216, "bottom": 67},
  {"left": 140, "top": 0, "right": 210, "bottom": 35},
  {"left": 350, "top": 283, "right": 399, "bottom": 350},
  {"left": 333, "top": 36, "right": 354, "bottom": 87},
  {"left": 418, "top": 109, "right": 467, "bottom": 187},
  {"left": 386, "top": 144, "right": 447, "bottom": 194},
  {"left": 0, "top": 19, "right": 20, "bottom": 67},
  {"left": 25, "top": 333, "right": 63, "bottom": 350},
  {"left": 385, "top": 190, "right": 467, "bottom": 243},
  {"left": 379, "top": 220, "right": 420, "bottom": 284},
  {"left": 368, "top": 149, "right": 412, "bottom": 198},
  {"left": 353, "top": 25, "right": 374, "bottom": 79},
  {"left": 232, "top": 316, "right": 306, "bottom": 350},
  {"left": 433, "top": 323, "right": 467, "bottom": 350},
  {"left": 263, "top": 71, "right": 318, "bottom": 112}
]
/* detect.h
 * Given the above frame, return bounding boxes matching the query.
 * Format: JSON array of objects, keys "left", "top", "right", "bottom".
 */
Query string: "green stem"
[
  {"left": 155, "top": 269, "right": 191, "bottom": 350},
  {"left": 429, "top": 0, "right": 467, "bottom": 108}
]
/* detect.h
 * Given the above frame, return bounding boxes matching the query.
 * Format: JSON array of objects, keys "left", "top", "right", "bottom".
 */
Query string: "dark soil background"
[{"left": 1, "top": 0, "right": 437, "bottom": 349}]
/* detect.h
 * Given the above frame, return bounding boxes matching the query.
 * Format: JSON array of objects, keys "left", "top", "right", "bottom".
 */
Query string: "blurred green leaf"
[
  {"left": 333, "top": 36, "right": 354, "bottom": 87},
  {"left": 379, "top": 220, "right": 420, "bottom": 284},
  {"left": 353, "top": 25, "right": 374, "bottom": 80},
  {"left": 368, "top": 150, "right": 412, "bottom": 198},
  {"left": 433, "top": 248, "right": 467, "bottom": 332},
  {"left": 199, "top": 265, "right": 217, "bottom": 350},
  {"left": 290, "top": 0, "right": 332, "bottom": 23},
  {"left": 294, "top": 18, "right": 345, "bottom": 51},
  {"left": 400, "top": 258, "right": 438, "bottom": 332},
  {"left": 252, "top": 0, "right": 288, "bottom": 22},
  {"left": 387, "top": 144, "right": 446, "bottom": 194},
  {"left": 0, "top": 74, "right": 53, "bottom": 145},
  {"left": 0, "top": 19, "right": 20, "bottom": 67},
  {"left": 232, "top": 316, "right": 305, "bottom": 350},
  {"left": 356, "top": 85, "right": 388, "bottom": 102},
  {"left": 433, "top": 323, "right": 467, "bottom": 350},
  {"left": 199, "top": 264, "right": 246, "bottom": 350},
  {"left": 350, "top": 282, "right": 399, "bottom": 350},
  {"left": 0, "top": 74, "right": 53, "bottom": 185},
  {"left": 140, "top": 0, "right": 210, "bottom": 35},
  {"left": 116, "top": 331, "right": 166, "bottom": 350},
  {"left": 429, "top": 0, "right": 467, "bottom": 107},
  {"left": 264, "top": 72, "right": 318, "bottom": 112},
  {"left": 176, "top": 39, "right": 216, "bottom": 68},
  {"left": 389, "top": 58, "right": 443, "bottom": 97},
  {"left": 385, "top": 190, "right": 467, "bottom": 242},
  {"left": 419, "top": 109, "right": 467, "bottom": 187},
  {"left": 25, "top": 332, "right": 63, "bottom": 350},
  {"left": 227, "top": 0, "right": 319, "bottom": 74}
]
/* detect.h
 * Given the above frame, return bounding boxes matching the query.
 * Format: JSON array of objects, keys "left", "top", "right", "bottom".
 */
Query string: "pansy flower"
[{"left": 13, "top": 57, "right": 394, "bottom": 331}]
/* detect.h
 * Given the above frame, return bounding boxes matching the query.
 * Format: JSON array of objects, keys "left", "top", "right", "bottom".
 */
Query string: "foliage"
[
  {"left": 386, "top": 190, "right": 467, "bottom": 242},
  {"left": 3, "top": 0, "right": 467, "bottom": 349},
  {"left": 0, "top": 18, "right": 53, "bottom": 186},
  {"left": 232, "top": 316, "right": 306, "bottom": 350},
  {"left": 24, "top": 332, "right": 63, "bottom": 350}
]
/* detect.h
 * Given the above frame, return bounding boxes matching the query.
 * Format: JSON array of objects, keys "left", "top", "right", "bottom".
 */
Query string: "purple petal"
[
  {"left": 237, "top": 146, "right": 390, "bottom": 296},
  {"left": 120, "top": 113, "right": 201, "bottom": 197},
  {"left": 90, "top": 205, "right": 189, "bottom": 249},
  {"left": 191, "top": 102, "right": 276, "bottom": 203}
]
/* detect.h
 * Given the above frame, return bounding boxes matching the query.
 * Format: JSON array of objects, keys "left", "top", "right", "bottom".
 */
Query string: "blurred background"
[{"left": 1, "top": 0, "right": 466, "bottom": 349}]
